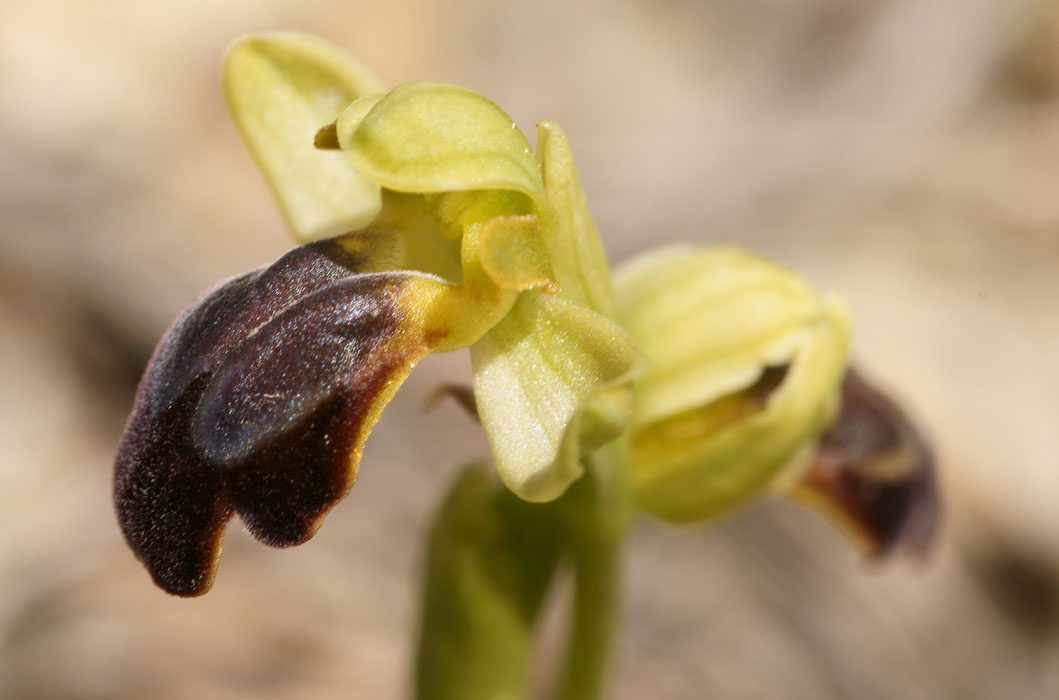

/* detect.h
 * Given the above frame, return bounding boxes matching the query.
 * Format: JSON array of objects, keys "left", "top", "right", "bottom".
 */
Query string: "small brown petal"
[{"left": 425, "top": 383, "right": 478, "bottom": 421}]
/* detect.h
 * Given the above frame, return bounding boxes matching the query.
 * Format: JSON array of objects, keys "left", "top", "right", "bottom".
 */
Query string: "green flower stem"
[
  {"left": 413, "top": 432, "right": 634, "bottom": 700},
  {"left": 555, "top": 434, "right": 634, "bottom": 700},
  {"left": 556, "top": 535, "right": 622, "bottom": 700}
]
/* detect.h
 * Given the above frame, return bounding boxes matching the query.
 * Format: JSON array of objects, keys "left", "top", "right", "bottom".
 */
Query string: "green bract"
[{"left": 224, "top": 33, "right": 643, "bottom": 503}]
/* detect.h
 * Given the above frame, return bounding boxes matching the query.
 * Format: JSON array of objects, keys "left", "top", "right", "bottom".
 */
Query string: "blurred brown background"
[{"left": 2, "top": 0, "right": 1057, "bottom": 698}]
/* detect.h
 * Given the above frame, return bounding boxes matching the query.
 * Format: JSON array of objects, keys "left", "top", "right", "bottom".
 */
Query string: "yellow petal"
[
  {"left": 537, "top": 121, "right": 617, "bottom": 317},
  {"left": 224, "top": 33, "right": 384, "bottom": 242}
]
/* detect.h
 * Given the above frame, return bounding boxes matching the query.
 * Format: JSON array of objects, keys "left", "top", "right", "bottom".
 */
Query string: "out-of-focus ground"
[{"left": 2, "top": 0, "right": 1057, "bottom": 698}]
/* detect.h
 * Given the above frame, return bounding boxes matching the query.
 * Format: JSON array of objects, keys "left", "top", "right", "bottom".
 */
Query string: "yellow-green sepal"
[
  {"left": 223, "top": 33, "right": 384, "bottom": 242},
  {"left": 618, "top": 247, "right": 838, "bottom": 427},
  {"left": 633, "top": 304, "right": 849, "bottom": 522},
  {"left": 470, "top": 293, "right": 645, "bottom": 503},
  {"left": 335, "top": 82, "right": 548, "bottom": 203}
]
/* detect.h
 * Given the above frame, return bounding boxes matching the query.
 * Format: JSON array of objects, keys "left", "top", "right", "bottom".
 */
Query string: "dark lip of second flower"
[{"left": 796, "top": 368, "right": 939, "bottom": 558}]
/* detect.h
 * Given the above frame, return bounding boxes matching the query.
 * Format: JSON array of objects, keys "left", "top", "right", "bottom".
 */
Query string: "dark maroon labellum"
[
  {"left": 114, "top": 236, "right": 422, "bottom": 596},
  {"left": 801, "top": 368, "right": 938, "bottom": 557}
]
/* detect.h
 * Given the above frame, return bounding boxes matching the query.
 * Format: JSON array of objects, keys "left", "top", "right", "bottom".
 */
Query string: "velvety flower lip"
[
  {"left": 114, "top": 237, "right": 436, "bottom": 595},
  {"left": 793, "top": 368, "right": 938, "bottom": 557}
]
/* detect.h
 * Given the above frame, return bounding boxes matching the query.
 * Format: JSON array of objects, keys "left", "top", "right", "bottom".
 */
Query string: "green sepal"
[
  {"left": 633, "top": 304, "right": 849, "bottom": 522},
  {"left": 616, "top": 247, "right": 852, "bottom": 522},
  {"left": 223, "top": 33, "right": 386, "bottom": 242},
  {"left": 617, "top": 246, "right": 835, "bottom": 426},
  {"left": 471, "top": 293, "right": 645, "bottom": 503}
]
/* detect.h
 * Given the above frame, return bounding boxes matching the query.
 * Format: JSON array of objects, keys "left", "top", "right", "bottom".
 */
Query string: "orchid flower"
[
  {"left": 113, "top": 31, "right": 936, "bottom": 652},
  {"left": 114, "top": 33, "right": 642, "bottom": 596},
  {"left": 615, "top": 247, "right": 936, "bottom": 554}
]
